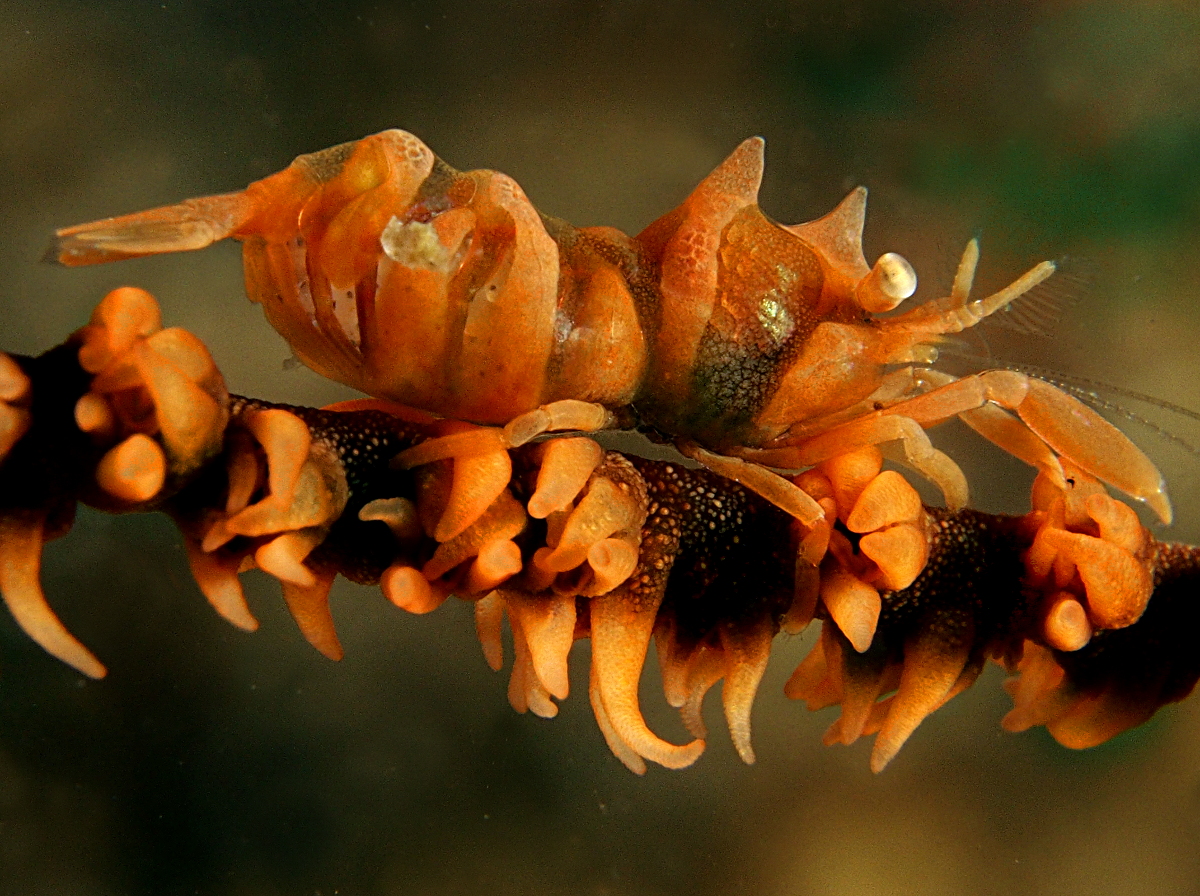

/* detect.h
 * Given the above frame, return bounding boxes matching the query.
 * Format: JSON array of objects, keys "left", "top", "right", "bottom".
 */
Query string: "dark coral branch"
[{"left": 2, "top": 300, "right": 1199, "bottom": 773}]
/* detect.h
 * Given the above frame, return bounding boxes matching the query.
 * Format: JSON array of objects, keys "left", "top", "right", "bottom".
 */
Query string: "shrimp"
[{"left": 50, "top": 129, "right": 1171, "bottom": 526}]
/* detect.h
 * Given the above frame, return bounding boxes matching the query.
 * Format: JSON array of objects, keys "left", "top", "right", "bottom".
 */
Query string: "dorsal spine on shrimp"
[{"left": 50, "top": 129, "right": 1170, "bottom": 524}]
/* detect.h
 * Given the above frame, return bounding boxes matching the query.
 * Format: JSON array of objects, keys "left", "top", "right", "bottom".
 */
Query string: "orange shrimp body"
[{"left": 52, "top": 129, "right": 1170, "bottom": 525}]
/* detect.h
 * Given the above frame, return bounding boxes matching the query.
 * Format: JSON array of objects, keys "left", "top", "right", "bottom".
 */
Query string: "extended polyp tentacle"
[
  {"left": 279, "top": 569, "right": 343, "bottom": 660},
  {"left": 431, "top": 449, "right": 513, "bottom": 543},
  {"left": 180, "top": 527, "right": 259, "bottom": 631},
  {"left": 526, "top": 437, "right": 604, "bottom": 519},
  {"left": 1001, "top": 642, "right": 1071, "bottom": 734},
  {"left": 589, "top": 583, "right": 706, "bottom": 770},
  {"left": 474, "top": 591, "right": 506, "bottom": 672},
  {"left": 0, "top": 510, "right": 106, "bottom": 678},
  {"left": 1001, "top": 649, "right": 1154, "bottom": 750},
  {"left": 682, "top": 649, "right": 728, "bottom": 741},
  {"left": 1045, "top": 687, "right": 1161, "bottom": 750},
  {"left": 784, "top": 622, "right": 843, "bottom": 710},
  {"left": 822, "top": 638, "right": 895, "bottom": 747},
  {"left": 508, "top": 618, "right": 559, "bottom": 718},
  {"left": 869, "top": 609, "right": 974, "bottom": 773},
  {"left": 588, "top": 663, "right": 648, "bottom": 775},
  {"left": 499, "top": 590, "right": 577, "bottom": 701},
  {"left": 718, "top": 616, "right": 775, "bottom": 764},
  {"left": 256, "top": 530, "right": 326, "bottom": 587},
  {"left": 820, "top": 562, "right": 881, "bottom": 654}
]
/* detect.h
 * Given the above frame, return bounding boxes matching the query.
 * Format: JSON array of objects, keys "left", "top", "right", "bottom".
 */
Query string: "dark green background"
[{"left": 2, "top": 2, "right": 1199, "bottom": 894}]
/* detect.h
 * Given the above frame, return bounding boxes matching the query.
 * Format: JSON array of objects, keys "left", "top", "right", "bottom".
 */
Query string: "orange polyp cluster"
[
  {"left": 417, "top": 488, "right": 526, "bottom": 587},
  {"left": 527, "top": 456, "right": 647, "bottom": 595},
  {"left": 1025, "top": 460, "right": 1155, "bottom": 642},
  {"left": 185, "top": 406, "right": 351, "bottom": 646},
  {"left": 1001, "top": 639, "right": 1156, "bottom": 750},
  {"left": 784, "top": 564, "right": 985, "bottom": 773},
  {"left": 993, "top": 461, "right": 1164, "bottom": 749},
  {"left": 77, "top": 287, "right": 229, "bottom": 495},
  {"left": 774, "top": 446, "right": 992, "bottom": 772},
  {"left": 793, "top": 447, "right": 931, "bottom": 654},
  {"left": 0, "top": 287, "right": 230, "bottom": 681}
]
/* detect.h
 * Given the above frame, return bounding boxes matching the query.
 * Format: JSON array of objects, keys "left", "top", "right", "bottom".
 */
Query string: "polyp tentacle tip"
[
  {"left": 1043, "top": 593, "right": 1092, "bottom": 652},
  {"left": 431, "top": 449, "right": 512, "bottom": 543},
  {"left": 0, "top": 513, "right": 107, "bottom": 679},
  {"left": 0, "top": 352, "right": 30, "bottom": 404},
  {"left": 821, "top": 566, "right": 881, "bottom": 654},
  {"left": 869, "top": 630, "right": 971, "bottom": 773},
  {"left": 95, "top": 434, "right": 167, "bottom": 504},
  {"left": 255, "top": 531, "right": 320, "bottom": 587},
  {"left": 589, "top": 587, "right": 705, "bottom": 770},
  {"left": 279, "top": 572, "right": 343, "bottom": 661},
  {"left": 463, "top": 539, "right": 523, "bottom": 593},
  {"left": 719, "top": 618, "right": 775, "bottom": 765},
  {"left": 381, "top": 563, "right": 445, "bottom": 614},
  {"left": 182, "top": 535, "right": 259, "bottom": 632}
]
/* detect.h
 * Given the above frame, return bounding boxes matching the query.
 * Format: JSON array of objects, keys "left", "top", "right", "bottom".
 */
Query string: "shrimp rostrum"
[{"left": 51, "top": 129, "right": 1170, "bottom": 526}]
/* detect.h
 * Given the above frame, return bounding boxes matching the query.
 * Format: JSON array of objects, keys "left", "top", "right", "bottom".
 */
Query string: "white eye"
[{"left": 856, "top": 252, "right": 917, "bottom": 313}]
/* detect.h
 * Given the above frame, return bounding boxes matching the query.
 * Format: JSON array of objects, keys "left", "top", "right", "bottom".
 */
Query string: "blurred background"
[{"left": 2, "top": 1, "right": 1200, "bottom": 893}]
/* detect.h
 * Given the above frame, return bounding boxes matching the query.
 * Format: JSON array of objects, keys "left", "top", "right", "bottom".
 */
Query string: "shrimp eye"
[{"left": 855, "top": 251, "right": 917, "bottom": 313}]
